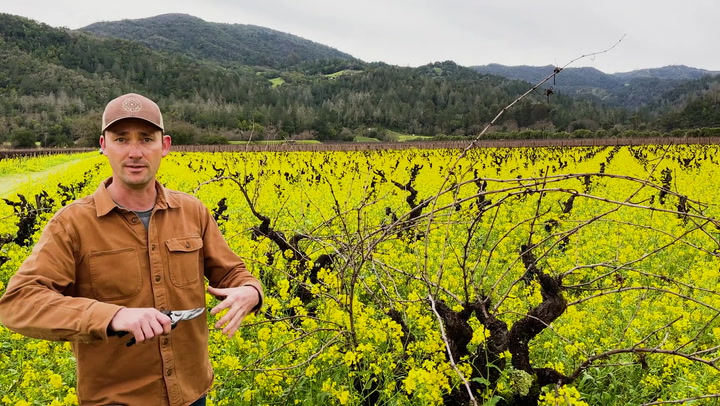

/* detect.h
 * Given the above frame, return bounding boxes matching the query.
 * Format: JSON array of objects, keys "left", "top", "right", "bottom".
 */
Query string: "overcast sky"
[{"left": 3, "top": 0, "right": 718, "bottom": 74}]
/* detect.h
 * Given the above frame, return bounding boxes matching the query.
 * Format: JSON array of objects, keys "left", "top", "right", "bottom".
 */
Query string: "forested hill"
[
  {"left": 0, "top": 12, "right": 717, "bottom": 149},
  {"left": 472, "top": 64, "right": 720, "bottom": 109},
  {"left": 81, "top": 13, "right": 355, "bottom": 69},
  {"left": 1, "top": 12, "right": 631, "bottom": 147},
  {"left": 474, "top": 64, "right": 719, "bottom": 86}
]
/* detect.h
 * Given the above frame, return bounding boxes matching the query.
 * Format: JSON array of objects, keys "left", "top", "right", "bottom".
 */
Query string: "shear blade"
[{"left": 168, "top": 307, "right": 205, "bottom": 323}]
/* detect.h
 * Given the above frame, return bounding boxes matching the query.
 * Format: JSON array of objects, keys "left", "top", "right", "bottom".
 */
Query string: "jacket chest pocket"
[
  {"left": 89, "top": 247, "right": 142, "bottom": 301},
  {"left": 165, "top": 236, "right": 204, "bottom": 287}
]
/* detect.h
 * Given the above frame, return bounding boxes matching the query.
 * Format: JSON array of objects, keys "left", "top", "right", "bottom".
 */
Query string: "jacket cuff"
[{"left": 88, "top": 302, "right": 125, "bottom": 341}]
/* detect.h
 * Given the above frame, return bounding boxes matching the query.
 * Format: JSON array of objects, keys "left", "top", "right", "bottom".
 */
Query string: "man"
[{"left": 0, "top": 93, "right": 263, "bottom": 405}]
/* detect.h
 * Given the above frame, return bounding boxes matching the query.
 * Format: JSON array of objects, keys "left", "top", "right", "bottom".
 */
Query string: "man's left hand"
[{"left": 207, "top": 285, "right": 260, "bottom": 338}]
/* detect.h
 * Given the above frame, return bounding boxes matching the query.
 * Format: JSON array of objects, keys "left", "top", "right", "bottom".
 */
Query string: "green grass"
[
  {"left": 325, "top": 70, "right": 363, "bottom": 79},
  {"left": 353, "top": 136, "right": 381, "bottom": 142},
  {"left": 397, "top": 135, "right": 432, "bottom": 141},
  {"left": 268, "top": 77, "right": 285, "bottom": 87},
  {"left": 382, "top": 130, "right": 433, "bottom": 142}
]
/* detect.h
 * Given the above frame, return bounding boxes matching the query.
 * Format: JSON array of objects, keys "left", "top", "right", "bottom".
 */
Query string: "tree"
[
  {"left": 197, "top": 134, "right": 229, "bottom": 145},
  {"left": 165, "top": 120, "right": 197, "bottom": 145},
  {"left": 10, "top": 129, "right": 37, "bottom": 148}
]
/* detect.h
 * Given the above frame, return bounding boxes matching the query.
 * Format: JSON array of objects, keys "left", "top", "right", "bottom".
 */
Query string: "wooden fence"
[{"left": 172, "top": 137, "right": 720, "bottom": 153}]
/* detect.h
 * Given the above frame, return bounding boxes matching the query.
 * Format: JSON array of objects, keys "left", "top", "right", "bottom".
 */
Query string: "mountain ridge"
[
  {"left": 0, "top": 11, "right": 718, "bottom": 148},
  {"left": 612, "top": 65, "right": 720, "bottom": 80},
  {"left": 82, "top": 13, "right": 720, "bottom": 80},
  {"left": 81, "top": 13, "right": 355, "bottom": 69},
  {"left": 4, "top": 12, "right": 621, "bottom": 146},
  {"left": 79, "top": 12, "right": 720, "bottom": 112},
  {"left": 471, "top": 63, "right": 720, "bottom": 109},
  {"left": 474, "top": 63, "right": 720, "bottom": 82}
]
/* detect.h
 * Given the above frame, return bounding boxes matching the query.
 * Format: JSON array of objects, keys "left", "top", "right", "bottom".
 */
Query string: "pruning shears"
[{"left": 113, "top": 307, "right": 205, "bottom": 347}]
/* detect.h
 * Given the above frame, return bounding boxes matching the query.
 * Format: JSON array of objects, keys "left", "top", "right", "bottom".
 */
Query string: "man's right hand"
[{"left": 108, "top": 308, "right": 172, "bottom": 344}]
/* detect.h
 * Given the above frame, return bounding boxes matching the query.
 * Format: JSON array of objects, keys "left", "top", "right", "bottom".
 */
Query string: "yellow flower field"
[{"left": 1, "top": 145, "right": 720, "bottom": 405}]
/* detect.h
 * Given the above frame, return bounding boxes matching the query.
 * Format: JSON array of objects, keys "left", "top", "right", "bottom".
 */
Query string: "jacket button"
[
  {"left": 166, "top": 368, "right": 173, "bottom": 376},
  {"left": 155, "top": 275, "right": 161, "bottom": 282},
  {"left": 151, "top": 244, "right": 156, "bottom": 251},
  {"left": 185, "top": 242, "right": 191, "bottom": 248},
  {"left": 131, "top": 218, "right": 138, "bottom": 223},
  {"left": 163, "top": 338, "right": 169, "bottom": 345}
]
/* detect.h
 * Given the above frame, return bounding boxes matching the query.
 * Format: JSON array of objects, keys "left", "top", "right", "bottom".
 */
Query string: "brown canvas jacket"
[{"left": 0, "top": 179, "right": 263, "bottom": 405}]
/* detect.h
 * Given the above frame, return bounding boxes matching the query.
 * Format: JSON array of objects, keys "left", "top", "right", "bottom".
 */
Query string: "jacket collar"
[{"left": 94, "top": 177, "right": 180, "bottom": 216}]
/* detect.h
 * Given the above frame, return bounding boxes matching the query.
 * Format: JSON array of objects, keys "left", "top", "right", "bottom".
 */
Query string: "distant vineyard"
[
  {"left": 2, "top": 145, "right": 720, "bottom": 405},
  {"left": 2, "top": 136, "right": 720, "bottom": 158},
  {"left": 170, "top": 136, "right": 720, "bottom": 152}
]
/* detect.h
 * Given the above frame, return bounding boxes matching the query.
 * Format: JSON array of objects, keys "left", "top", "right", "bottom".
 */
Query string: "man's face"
[{"left": 99, "top": 118, "right": 171, "bottom": 190}]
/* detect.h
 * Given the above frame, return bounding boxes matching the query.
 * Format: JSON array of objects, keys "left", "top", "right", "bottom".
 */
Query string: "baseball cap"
[{"left": 102, "top": 93, "right": 164, "bottom": 133}]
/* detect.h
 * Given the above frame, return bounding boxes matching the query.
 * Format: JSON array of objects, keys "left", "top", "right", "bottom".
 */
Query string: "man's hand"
[
  {"left": 208, "top": 285, "right": 260, "bottom": 338},
  {"left": 109, "top": 308, "right": 172, "bottom": 344}
]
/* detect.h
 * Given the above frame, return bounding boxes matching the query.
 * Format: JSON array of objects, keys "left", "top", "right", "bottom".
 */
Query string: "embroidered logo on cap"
[{"left": 122, "top": 97, "right": 143, "bottom": 112}]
